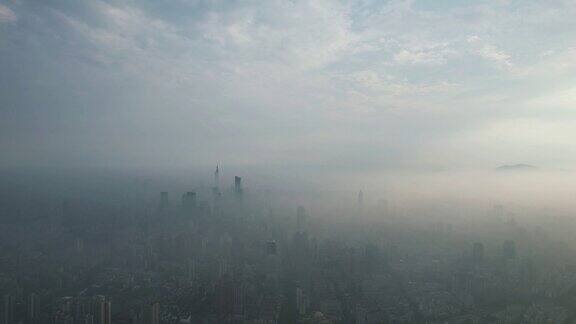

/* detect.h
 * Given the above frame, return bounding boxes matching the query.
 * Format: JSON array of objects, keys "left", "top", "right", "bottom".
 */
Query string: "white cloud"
[
  {"left": 478, "top": 45, "right": 511, "bottom": 66},
  {"left": 393, "top": 47, "right": 454, "bottom": 65},
  {"left": 465, "top": 35, "right": 512, "bottom": 67},
  {"left": 2, "top": 0, "right": 576, "bottom": 168},
  {"left": 0, "top": 4, "right": 16, "bottom": 23}
]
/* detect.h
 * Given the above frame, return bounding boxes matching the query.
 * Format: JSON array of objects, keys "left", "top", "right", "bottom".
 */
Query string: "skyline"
[{"left": 3, "top": 3, "right": 576, "bottom": 322}]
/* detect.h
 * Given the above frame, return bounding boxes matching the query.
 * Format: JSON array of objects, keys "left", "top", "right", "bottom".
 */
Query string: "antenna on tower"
[{"left": 214, "top": 162, "right": 220, "bottom": 190}]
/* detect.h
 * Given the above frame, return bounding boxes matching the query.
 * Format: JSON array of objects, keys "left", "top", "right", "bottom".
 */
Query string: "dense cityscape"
[
  {"left": 2, "top": 1, "right": 576, "bottom": 323},
  {"left": 2, "top": 167, "right": 576, "bottom": 324}
]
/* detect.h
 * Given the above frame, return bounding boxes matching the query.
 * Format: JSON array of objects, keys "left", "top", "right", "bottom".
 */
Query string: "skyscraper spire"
[
  {"left": 214, "top": 163, "right": 220, "bottom": 190},
  {"left": 357, "top": 190, "right": 364, "bottom": 216}
]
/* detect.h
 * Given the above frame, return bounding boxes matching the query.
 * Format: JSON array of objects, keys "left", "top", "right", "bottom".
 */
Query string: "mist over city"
[{"left": 1, "top": 0, "right": 576, "bottom": 323}]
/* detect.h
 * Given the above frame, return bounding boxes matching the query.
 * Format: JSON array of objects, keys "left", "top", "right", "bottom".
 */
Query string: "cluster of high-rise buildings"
[{"left": 1, "top": 167, "right": 576, "bottom": 323}]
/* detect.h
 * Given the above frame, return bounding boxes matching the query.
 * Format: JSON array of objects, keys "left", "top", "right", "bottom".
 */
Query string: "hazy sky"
[{"left": 1, "top": 0, "right": 575, "bottom": 171}]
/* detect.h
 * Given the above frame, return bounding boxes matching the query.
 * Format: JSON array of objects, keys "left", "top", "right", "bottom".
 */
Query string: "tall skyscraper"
[
  {"left": 377, "top": 198, "right": 389, "bottom": 217},
  {"left": 295, "top": 287, "right": 308, "bottom": 315},
  {"left": 181, "top": 192, "right": 197, "bottom": 211},
  {"left": 103, "top": 301, "right": 111, "bottom": 324},
  {"left": 159, "top": 192, "right": 169, "bottom": 210},
  {"left": 215, "top": 278, "right": 244, "bottom": 316},
  {"left": 296, "top": 206, "right": 306, "bottom": 232},
  {"left": 187, "top": 258, "right": 197, "bottom": 282},
  {"left": 84, "top": 314, "right": 94, "bottom": 324},
  {"left": 357, "top": 190, "right": 364, "bottom": 217},
  {"left": 214, "top": 164, "right": 220, "bottom": 190},
  {"left": 146, "top": 302, "right": 159, "bottom": 324},
  {"left": 27, "top": 293, "right": 37, "bottom": 324},
  {"left": 472, "top": 242, "right": 484, "bottom": 263},
  {"left": 212, "top": 165, "right": 222, "bottom": 211},
  {"left": 60, "top": 200, "right": 73, "bottom": 227},
  {"left": 2, "top": 295, "right": 13, "bottom": 324},
  {"left": 502, "top": 240, "right": 517, "bottom": 259},
  {"left": 234, "top": 176, "right": 243, "bottom": 199},
  {"left": 92, "top": 295, "right": 111, "bottom": 324},
  {"left": 493, "top": 204, "right": 504, "bottom": 220},
  {"left": 266, "top": 240, "right": 277, "bottom": 256},
  {"left": 75, "top": 238, "right": 84, "bottom": 253}
]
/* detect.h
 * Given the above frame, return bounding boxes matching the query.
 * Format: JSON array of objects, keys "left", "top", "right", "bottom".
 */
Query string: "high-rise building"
[
  {"left": 214, "top": 164, "right": 220, "bottom": 190},
  {"left": 2, "top": 295, "right": 13, "bottom": 324},
  {"left": 103, "top": 302, "right": 111, "bottom": 324},
  {"left": 266, "top": 240, "right": 277, "bottom": 256},
  {"left": 502, "top": 240, "right": 517, "bottom": 259},
  {"left": 295, "top": 287, "right": 308, "bottom": 315},
  {"left": 218, "top": 258, "right": 230, "bottom": 277},
  {"left": 213, "top": 165, "right": 222, "bottom": 207},
  {"left": 187, "top": 258, "right": 197, "bottom": 282},
  {"left": 27, "top": 293, "right": 37, "bottom": 324},
  {"left": 493, "top": 204, "right": 504, "bottom": 220},
  {"left": 159, "top": 192, "right": 169, "bottom": 210},
  {"left": 377, "top": 198, "right": 389, "bottom": 217},
  {"left": 54, "top": 313, "right": 74, "bottom": 324},
  {"left": 60, "top": 200, "right": 74, "bottom": 227},
  {"left": 296, "top": 206, "right": 306, "bottom": 232},
  {"left": 234, "top": 176, "right": 243, "bottom": 199},
  {"left": 146, "top": 303, "right": 160, "bottom": 324},
  {"left": 84, "top": 314, "right": 94, "bottom": 324},
  {"left": 92, "top": 296, "right": 111, "bottom": 324},
  {"left": 355, "top": 304, "right": 368, "bottom": 324},
  {"left": 181, "top": 192, "right": 197, "bottom": 211},
  {"left": 357, "top": 190, "right": 364, "bottom": 216},
  {"left": 472, "top": 242, "right": 484, "bottom": 263},
  {"left": 215, "top": 278, "right": 244, "bottom": 316},
  {"left": 75, "top": 238, "right": 84, "bottom": 253}
]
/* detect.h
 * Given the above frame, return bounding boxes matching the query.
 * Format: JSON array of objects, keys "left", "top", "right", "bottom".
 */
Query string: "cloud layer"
[{"left": 1, "top": 0, "right": 575, "bottom": 171}]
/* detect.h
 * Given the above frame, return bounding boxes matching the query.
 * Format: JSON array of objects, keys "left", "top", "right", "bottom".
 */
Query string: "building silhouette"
[
  {"left": 214, "top": 164, "right": 220, "bottom": 190},
  {"left": 146, "top": 302, "right": 160, "bottom": 324},
  {"left": 472, "top": 242, "right": 484, "bottom": 263},
  {"left": 182, "top": 192, "right": 197, "bottom": 211},
  {"left": 502, "top": 240, "right": 517, "bottom": 259},
  {"left": 266, "top": 240, "right": 277, "bottom": 256},
  {"left": 234, "top": 176, "right": 243, "bottom": 200},
  {"left": 2, "top": 295, "right": 13, "bottom": 324},
  {"left": 27, "top": 293, "right": 37, "bottom": 324},
  {"left": 297, "top": 206, "right": 306, "bottom": 232},
  {"left": 159, "top": 192, "right": 169, "bottom": 210},
  {"left": 92, "top": 296, "right": 111, "bottom": 324}
]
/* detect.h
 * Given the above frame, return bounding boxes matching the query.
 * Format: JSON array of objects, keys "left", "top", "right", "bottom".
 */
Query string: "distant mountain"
[{"left": 495, "top": 164, "right": 538, "bottom": 172}]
